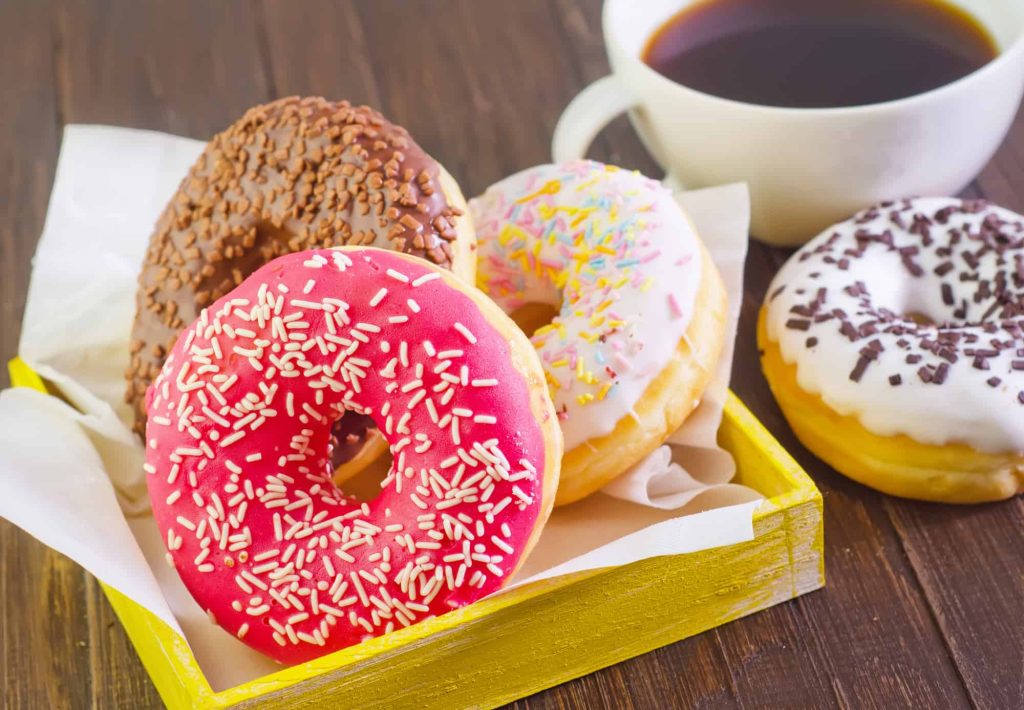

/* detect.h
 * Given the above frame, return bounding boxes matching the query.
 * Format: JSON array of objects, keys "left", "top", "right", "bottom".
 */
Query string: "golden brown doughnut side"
[
  {"left": 554, "top": 241, "right": 729, "bottom": 507},
  {"left": 758, "top": 308, "right": 1024, "bottom": 503},
  {"left": 126, "top": 96, "right": 469, "bottom": 434}
]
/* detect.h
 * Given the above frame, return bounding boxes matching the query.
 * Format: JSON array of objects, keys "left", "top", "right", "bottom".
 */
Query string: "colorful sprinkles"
[{"left": 470, "top": 161, "right": 702, "bottom": 450}]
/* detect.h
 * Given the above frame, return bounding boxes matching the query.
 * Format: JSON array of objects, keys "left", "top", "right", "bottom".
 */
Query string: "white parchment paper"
[{"left": 0, "top": 125, "right": 758, "bottom": 691}]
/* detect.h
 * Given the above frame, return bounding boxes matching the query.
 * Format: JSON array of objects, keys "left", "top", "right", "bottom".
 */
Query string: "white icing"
[
  {"left": 766, "top": 197, "right": 1024, "bottom": 453},
  {"left": 470, "top": 161, "right": 702, "bottom": 450}
]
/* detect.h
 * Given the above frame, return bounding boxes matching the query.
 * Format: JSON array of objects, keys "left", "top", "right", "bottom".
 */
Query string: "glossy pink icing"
[{"left": 144, "top": 247, "right": 549, "bottom": 664}]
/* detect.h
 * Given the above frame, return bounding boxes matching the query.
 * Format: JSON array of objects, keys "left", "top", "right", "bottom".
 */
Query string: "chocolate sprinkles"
[
  {"left": 125, "top": 97, "right": 466, "bottom": 434},
  {"left": 774, "top": 197, "right": 1024, "bottom": 404}
]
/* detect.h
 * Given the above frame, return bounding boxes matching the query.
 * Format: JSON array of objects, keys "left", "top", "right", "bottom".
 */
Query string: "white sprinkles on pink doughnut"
[{"left": 145, "top": 247, "right": 553, "bottom": 664}]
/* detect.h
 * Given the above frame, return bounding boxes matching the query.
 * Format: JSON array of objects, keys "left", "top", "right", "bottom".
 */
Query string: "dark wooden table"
[{"left": 2, "top": 1, "right": 1022, "bottom": 708}]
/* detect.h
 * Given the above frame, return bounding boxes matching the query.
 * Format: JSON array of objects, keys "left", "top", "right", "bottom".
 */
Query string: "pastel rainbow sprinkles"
[{"left": 471, "top": 160, "right": 702, "bottom": 451}]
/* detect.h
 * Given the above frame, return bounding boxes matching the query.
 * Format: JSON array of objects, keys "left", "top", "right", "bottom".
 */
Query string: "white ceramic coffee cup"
[{"left": 553, "top": 0, "right": 1024, "bottom": 246}]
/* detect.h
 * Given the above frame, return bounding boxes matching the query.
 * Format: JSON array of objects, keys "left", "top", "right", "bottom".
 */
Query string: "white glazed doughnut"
[
  {"left": 471, "top": 161, "right": 728, "bottom": 505},
  {"left": 761, "top": 197, "right": 1024, "bottom": 502}
]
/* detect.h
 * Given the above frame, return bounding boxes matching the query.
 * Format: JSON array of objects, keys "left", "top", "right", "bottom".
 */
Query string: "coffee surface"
[{"left": 642, "top": 0, "right": 999, "bottom": 108}]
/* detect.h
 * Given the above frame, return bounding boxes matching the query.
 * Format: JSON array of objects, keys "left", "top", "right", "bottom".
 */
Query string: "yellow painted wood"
[
  {"left": 8, "top": 358, "right": 824, "bottom": 709},
  {"left": 8, "top": 357, "right": 46, "bottom": 393}
]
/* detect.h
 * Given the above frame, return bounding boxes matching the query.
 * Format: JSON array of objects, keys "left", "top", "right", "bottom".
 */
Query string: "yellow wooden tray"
[{"left": 8, "top": 357, "right": 823, "bottom": 709}]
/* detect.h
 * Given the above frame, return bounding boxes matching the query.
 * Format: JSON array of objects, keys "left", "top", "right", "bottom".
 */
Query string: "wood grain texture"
[
  {"left": 0, "top": 0, "right": 58, "bottom": 391},
  {"left": 0, "top": 3, "right": 93, "bottom": 710},
  {"left": 55, "top": 0, "right": 271, "bottom": 135},
  {"left": 1, "top": 0, "right": 1022, "bottom": 708},
  {"left": 727, "top": 246, "right": 972, "bottom": 709}
]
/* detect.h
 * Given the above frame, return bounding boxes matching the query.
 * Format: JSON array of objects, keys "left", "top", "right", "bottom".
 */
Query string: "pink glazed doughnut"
[{"left": 144, "top": 247, "right": 561, "bottom": 664}]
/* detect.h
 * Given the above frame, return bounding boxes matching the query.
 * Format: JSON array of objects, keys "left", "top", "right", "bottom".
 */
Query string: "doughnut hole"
[
  {"left": 336, "top": 452, "right": 394, "bottom": 502},
  {"left": 904, "top": 311, "right": 937, "bottom": 326},
  {"left": 853, "top": 259, "right": 954, "bottom": 327},
  {"left": 509, "top": 302, "right": 561, "bottom": 339},
  {"left": 876, "top": 252, "right": 1019, "bottom": 329},
  {"left": 897, "top": 284, "right": 952, "bottom": 326},
  {"left": 330, "top": 413, "right": 390, "bottom": 496},
  {"left": 330, "top": 413, "right": 375, "bottom": 463}
]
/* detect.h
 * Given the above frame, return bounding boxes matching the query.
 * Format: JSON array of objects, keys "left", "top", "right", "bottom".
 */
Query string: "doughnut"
[
  {"left": 126, "top": 96, "right": 476, "bottom": 478},
  {"left": 760, "top": 197, "right": 1024, "bottom": 503},
  {"left": 470, "top": 161, "right": 728, "bottom": 506},
  {"left": 144, "top": 246, "right": 561, "bottom": 663}
]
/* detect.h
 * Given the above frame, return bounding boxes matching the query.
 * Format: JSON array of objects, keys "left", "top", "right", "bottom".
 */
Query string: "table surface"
[{"left": 2, "top": 1, "right": 1023, "bottom": 708}]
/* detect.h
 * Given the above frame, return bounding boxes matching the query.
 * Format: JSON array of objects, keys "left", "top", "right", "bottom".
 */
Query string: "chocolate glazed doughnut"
[{"left": 126, "top": 97, "right": 476, "bottom": 473}]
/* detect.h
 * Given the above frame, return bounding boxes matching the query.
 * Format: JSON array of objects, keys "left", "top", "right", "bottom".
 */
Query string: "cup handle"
[{"left": 552, "top": 75, "right": 638, "bottom": 162}]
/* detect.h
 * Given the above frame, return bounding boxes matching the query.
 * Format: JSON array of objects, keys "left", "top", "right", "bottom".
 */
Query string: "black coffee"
[{"left": 642, "top": 0, "right": 999, "bottom": 108}]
